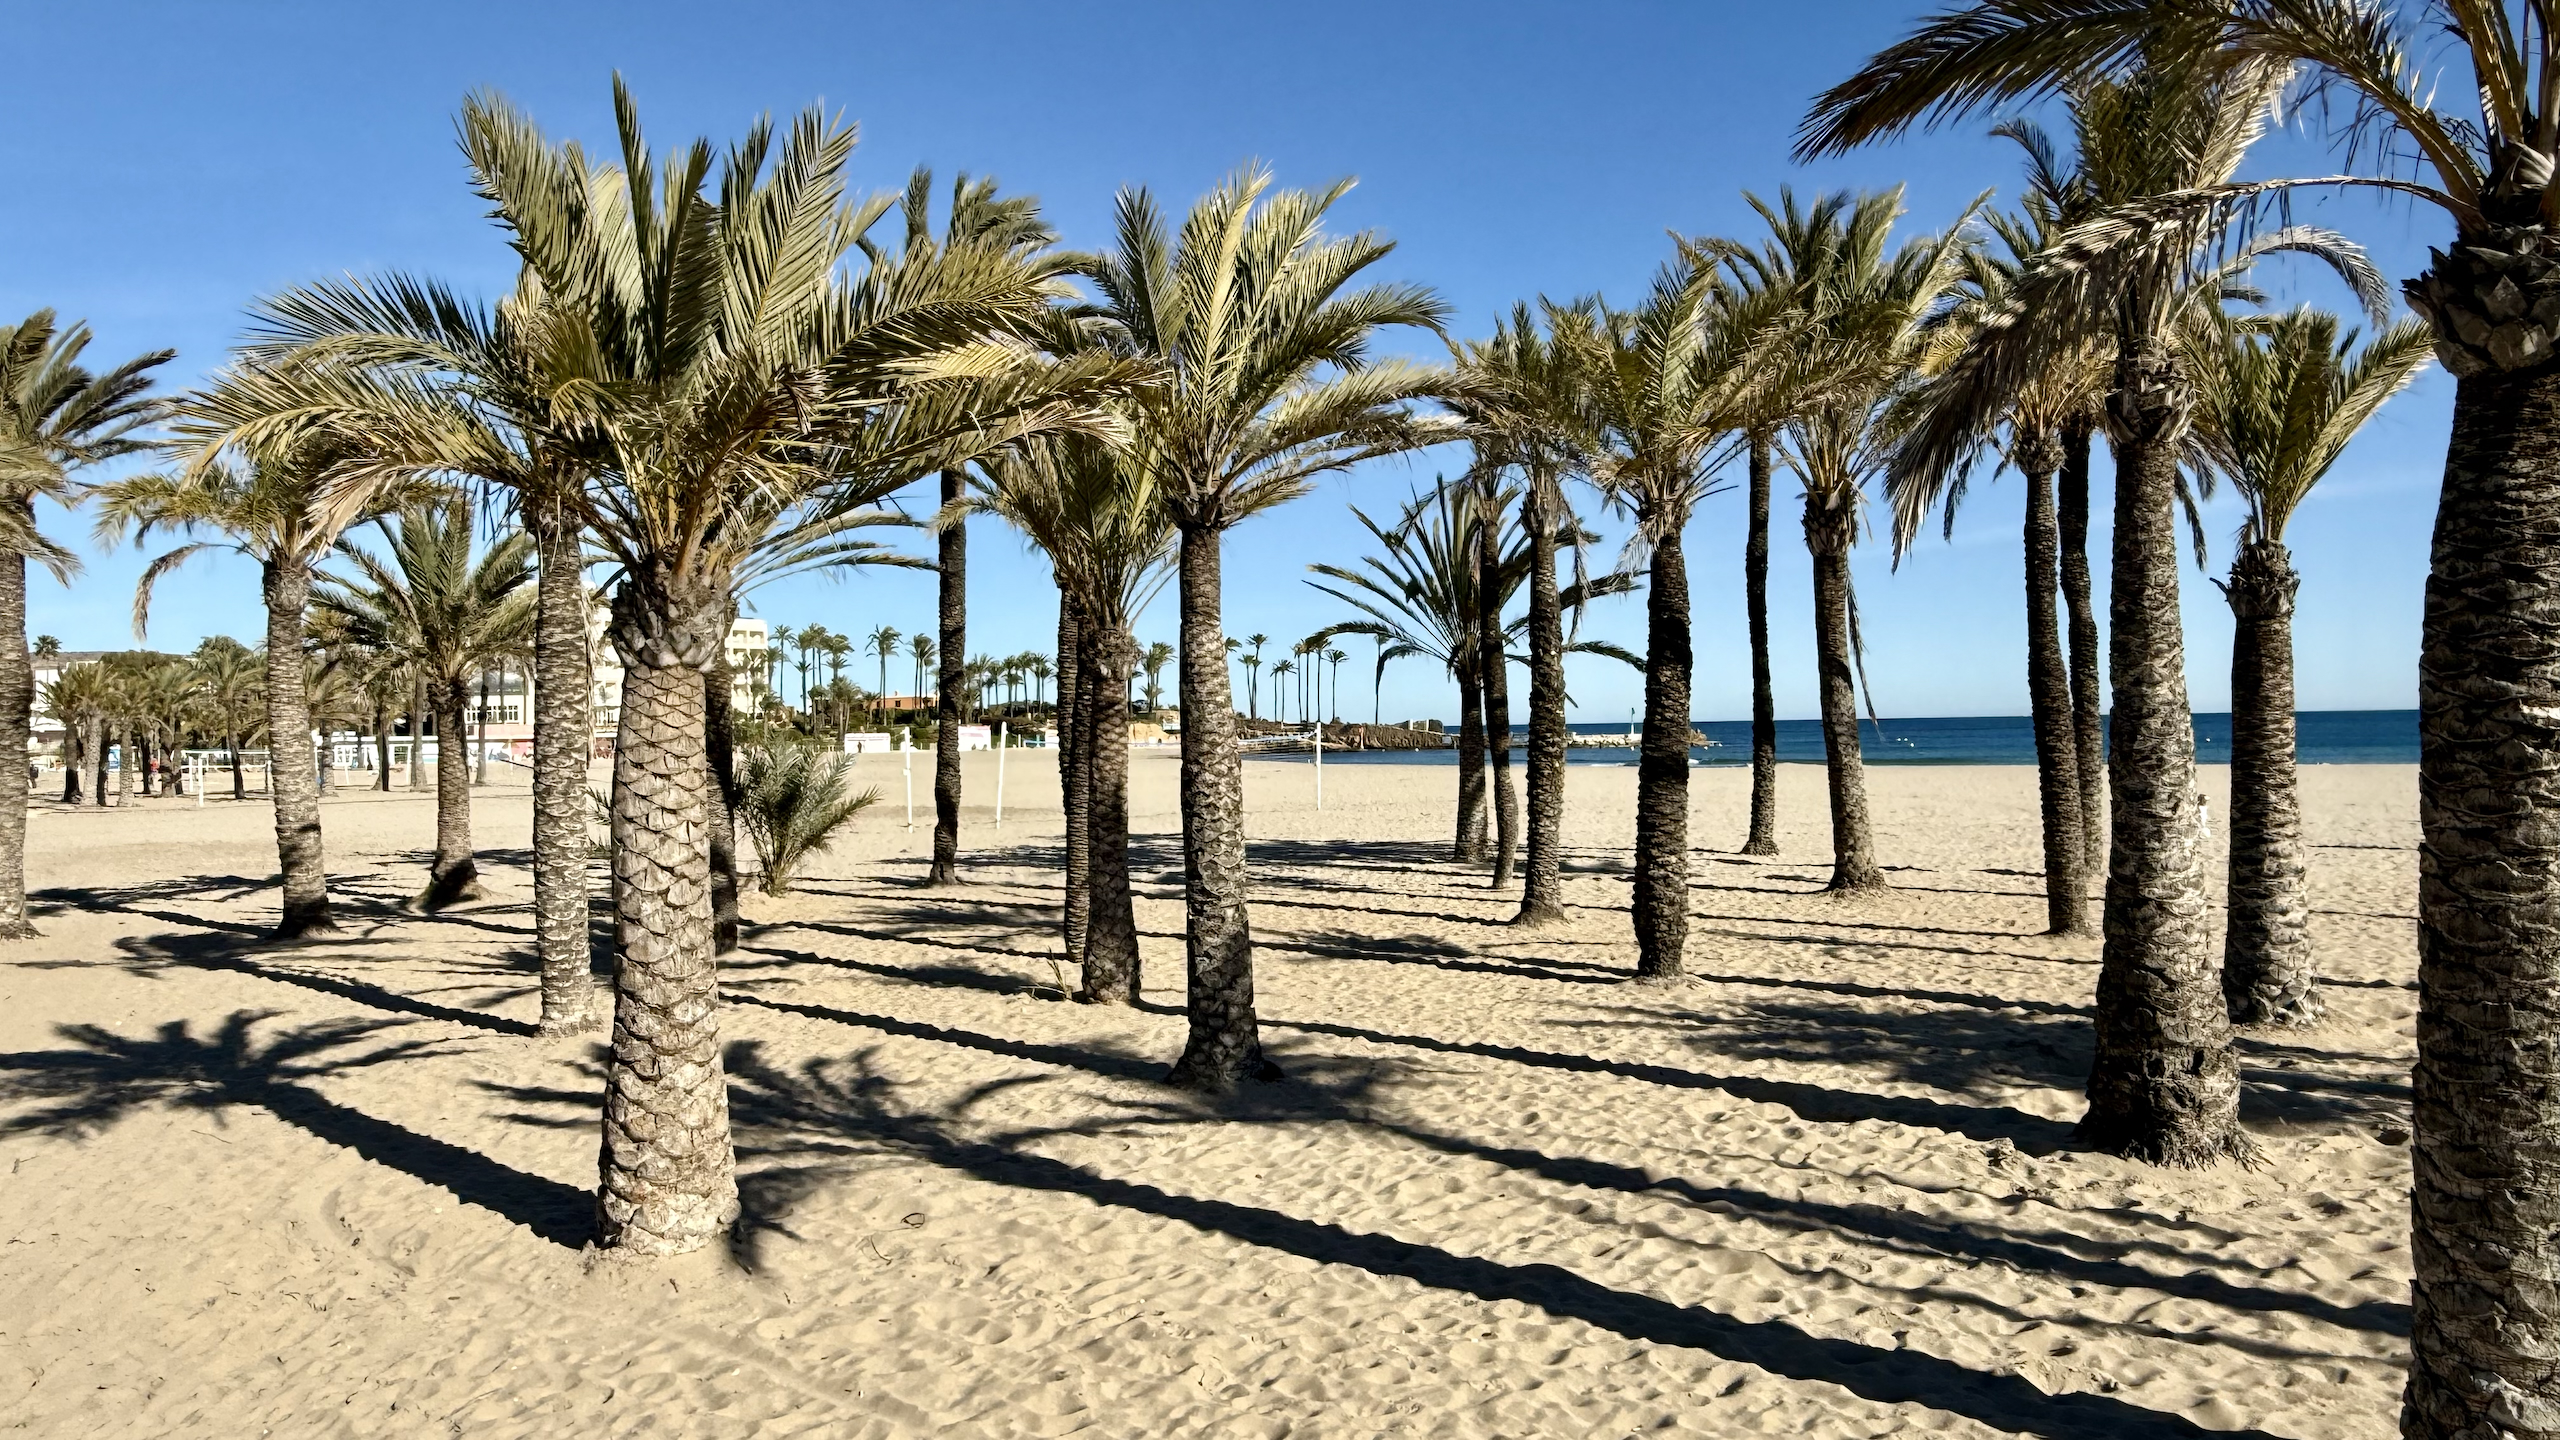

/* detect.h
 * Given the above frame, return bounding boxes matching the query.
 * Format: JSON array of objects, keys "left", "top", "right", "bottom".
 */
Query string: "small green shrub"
[{"left": 735, "top": 743, "right": 879, "bottom": 895}]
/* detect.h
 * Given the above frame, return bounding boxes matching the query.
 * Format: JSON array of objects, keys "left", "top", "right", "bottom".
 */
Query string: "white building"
[{"left": 585, "top": 608, "right": 768, "bottom": 740}]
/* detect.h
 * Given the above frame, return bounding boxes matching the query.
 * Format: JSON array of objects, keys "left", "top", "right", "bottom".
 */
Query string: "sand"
[{"left": 0, "top": 750, "right": 2418, "bottom": 1438}]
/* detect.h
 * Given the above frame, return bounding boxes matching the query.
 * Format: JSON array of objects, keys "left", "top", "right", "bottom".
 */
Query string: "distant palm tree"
[
  {"left": 40, "top": 662, "right": 108, "bottom": 805},
  {"left": 866, "top": 625, "right": 901, "bottom": 726},
  {"left": 185, "top": 638, "right": 265, "bottom": 802},
  {"left": 0, "top": 311, "right": 170, "bottom": 934},
  {"left": 2191, "top": 308, "right": 2431, "bottom": 1026},
  {"left": 1324, "top": 648, "right": 1347, "bottom": 722},
  {"left": 1027, "top": 653, "right": 1054, "bottom": 714},
  {"left": 317, "top": 501, "right": 536, "bottom": 907},
  {"left": 1242, "top": 633, "right": 1268, "bottom": 719},
  {"left": 1139, "top": 641, "right": 1174, "bottom": 715},
  {"left": 1269, "top": 658, "right": 1295, "bottom": 724},
  {"left": 768, "top": 625, "right": 796, "bottom": 710},
  {"left": 909, "top": 632, "right": 935, "bottom": 717}
]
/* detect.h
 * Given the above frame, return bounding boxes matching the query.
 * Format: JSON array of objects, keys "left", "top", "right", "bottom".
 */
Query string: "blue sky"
[{"left": 0, "top": 1, "right": 2452, "bottom": 721}]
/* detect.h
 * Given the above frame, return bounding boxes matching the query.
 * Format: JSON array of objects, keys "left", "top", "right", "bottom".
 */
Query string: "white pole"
[
  {"left": 193, "top": 754, "right": 204, "bottom": 809},
  {"left": 1314, "top": 719, "right": 1323, "bottom": 810},
  {"left": 994, "top": 720, "right": 1008, "bottom": 827}
]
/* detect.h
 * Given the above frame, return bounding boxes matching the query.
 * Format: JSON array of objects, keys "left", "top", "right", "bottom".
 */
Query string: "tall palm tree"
[
  {"left": 1089, "top": 168, "right": 1449, "bottom": 1090},
  {"left": 0, "top": 312, "right": 169, "bottom": 931},
  {"left": 1751, "top": 187, "right": 1973, "bottom": 894},
  {"left": 40, "top": 663, "right": 106, "bottom": 806},
  {"left": 97, "top": 439, "right": 420, "bottom": 936},
  {"left": 2190, "top": 307, "right": 2431, "bottom": 1025},
  {"left": 1452, "top": 301, "right": 1603, "bottom": 920},
  {"left": 1805, "top": 46, "right": 2383, "bottom": 1167},
  {"left": 1241, "top": 633, "right": 1268, "bottom": 720},
  {"left": 909, "top": 632, "right": 934, "bottom": 719},
  {"left": 1575, "top": 259, "right": 1780, "bottom": 979},
  {"left": 317, "top": 501, "right": 536, "bottom": 907},
  {"left": 1889, "top": 163, "right": 2115, "bottom": 935},
  {"left": 867, "top": 625, "right": 900, "bottom": 725},
  {"left": 1139, "top": 640, "right": 1174, "bottom": 714},
  {"left": 1269, "top": 658, "right": 1296, "bottom": 723},
  {"left": 447, "top": 84, "right": 1117, "bottom": 1255},
  {"left": 185, "top": 637, "right": 265, "bottom": 802},
  {"left": 216, "top": 266, "right": 614, "bottom": 1032}
]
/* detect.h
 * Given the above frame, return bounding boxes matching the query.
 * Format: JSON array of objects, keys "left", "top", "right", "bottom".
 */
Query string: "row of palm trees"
[{"left": 1225, "top": 630, "right": 1356, "bottom": 726}]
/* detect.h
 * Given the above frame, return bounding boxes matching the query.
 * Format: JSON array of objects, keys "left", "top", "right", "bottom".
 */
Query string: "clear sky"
[{"left": 0, "top": 0, "right": 2452, "bottom": 721}]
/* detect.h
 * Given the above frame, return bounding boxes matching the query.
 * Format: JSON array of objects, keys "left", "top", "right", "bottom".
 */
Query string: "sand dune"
[{"left": 0, "top": 751, "right": 2417, "bottom": 1437}]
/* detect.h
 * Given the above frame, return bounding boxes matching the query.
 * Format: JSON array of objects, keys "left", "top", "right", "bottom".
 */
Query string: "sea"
[{"left": 1246, "top": 710, "right": 2420, "bottom": 767}]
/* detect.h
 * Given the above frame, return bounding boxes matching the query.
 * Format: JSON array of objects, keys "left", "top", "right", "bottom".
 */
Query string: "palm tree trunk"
[
  {"left": 1477, "top": 477, "right": 1518, "bottom": 887},
  {"left": 61, "top": 719, "right": 80, "bottom": 805},
  {"left": 1632, "top": 511, "right": 1694, "bottom": 980},
  {"left": 2220, "top": 539, "right": 2313, "bottom": 1025},
  {"left": 1744, "top": 432, "right": 1781, "bottom": 856},
  {"left": 2076, "top": 339, "right": 2243, "bottom": 1167},
  {"left": 408, "top": 677, "right": 431, "bottom": 793},
  {"left": 2401, "top": 333, "right": 2560, "bottom": 1440},
  {"left": 224, "top": 729, "right": 242, "bottom": 802},
  {"left": 419, "top": 673, "right": 481, "bottom": 909},
  {"left": 1515, "top": 477, "right": 1570, "bottom": 927},
  {"left": 1080, "top": 622, "right": 1141, "bottom": 1005},
  {"left": 1058, "top": 594, "right": 1090, "bottom": 969},
  {"left": 262, "top": 560, "right": 336, "bottom": 938},
  {"left": 595, "top": 574, "right": 738, "bottom": 1255},
  {"left": 1453, "top": 662, "right": 1487, "bottom": 862},
  {"left": 0, "top": 550, "right": 38, "bottom": 937},
  {"left": 929, "top": 469, "right": 967, "bottom": 887},
  {"left": 1805, "top": 495, "right": 1883, "bottom": 893},
  {"left": 2021, "top": 444, "right": 2089, "bottom": 936},
  {"left": 704, "top": 626, "right": 743, "bottom": 956},
  {"left": 2060, "top": 416, "right": 2106, "bottom": 880},
  {"left": 473, "top": 671, "right": 491, "bottom": 786},
  {"left": 92, "top": 715, "right": 108, "bottom": 807},
  {"left": 1167, "top": 522, "right": 1270, "bottom": 1092},
  {"left": 115, "top": 722, "right": 132, "bottom": 806},
  {"left": 373, "top": 704, "right": 392, "bottom": 792},
  {"left": 530, "top": 507, "right": 597, "bottom": 1034},
  {"left": 313, "top": 730, "right": 329, "bottom": 797}
]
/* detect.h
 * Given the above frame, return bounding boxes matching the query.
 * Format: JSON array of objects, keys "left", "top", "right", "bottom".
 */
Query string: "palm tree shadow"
[
  {"left": 0, "top": 1010, "right": 588, "bottom": 1246},
  {"left": 105, "top": 930, "right": 538, "bottom": 1037},
  {"left": 720, "top": 1047, "right": 2276, "bottom": 1440}
]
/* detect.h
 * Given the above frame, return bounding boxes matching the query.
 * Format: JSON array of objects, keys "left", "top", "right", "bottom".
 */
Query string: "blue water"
[{"left": 1254, "top": 710, "right": 2419, "bottom": 766}]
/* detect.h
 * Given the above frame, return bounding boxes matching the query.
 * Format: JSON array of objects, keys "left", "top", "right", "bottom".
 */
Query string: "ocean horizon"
[{"left": 1247, "top": 709, "right": 2419, "bottom": 767}]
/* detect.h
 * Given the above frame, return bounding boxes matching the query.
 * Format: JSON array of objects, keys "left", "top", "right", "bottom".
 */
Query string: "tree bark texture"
[
  {"left": 92, "top": 716, "right": 108, "bottom": 806},
  {"left": 1744, "top": 433, "right": 1781, "bottom": 856},
  {"left": 531, "top": 509, "right": 597, "bottom": 1034},
  {"left": 224, "top": 728, "right": 242, "bottom": 802},
  {"left": 373, "top": 706, "right": 392, "bottom": 792},
  {"left": 595, "top": 571, "right": 739, "bottom": 1255},
  {"left": 61, "top": 721, "right": 79, "bottom": 804},
  {"left": 929, "top": 469, "right": 967, "bottom": 886},
  {"left": 1079, "top": 622, "right": 1140, "bottom": 1005},
  {"left": 408, "top": 677, "right": 431, "bottom": 792},
  {"left": 1453, "top": 662, "right": 1488, "bottom": 863},
  {"left": 703, "top": 631, "right": 742, "bottom": 957},
  {"left": 419, "top": 673, "right": 481, "bottom": 908},
  {"left": 1477, "top": 477, "right": 1518, "bottom": 887},
  {"left": 1804, "top": 496, "right": 1883, "bottom": 893},
  {"left": 116, "top": 722, "right": 131, "bottom": 806},
  {"left": 1058, "top": 594, "right": 1090, "bottom": 970},
  {"left": 262, "top": 561, "right": 336, "bottom": 938},
  {"left": 0, "top": 550, "right": 35, "bottom": 937},
  {"left": 1515, "top": 479, "right": 1570, "bottom": 926},
  {"left": 2060, "top": 418, "right": 2107, "bottom": 881},
  {"left": 2221, "top": 539, "right": 2315, "bottom": 1026},
  {"left": 1632, "top": 517, "right": 1693, "bottom": 981},
  {"left": 2402, "top": 340, "right": 2560, "bottom": 1440},
  {"left": 2077, "top": 341, "right": 2245, "bottom": 1167},
  {"left": 2021, "top": 448, "right": 2090, "bottom": 936},
  {"left": 1167, "top": 525, "right": 1270, "bottom": 1090}
]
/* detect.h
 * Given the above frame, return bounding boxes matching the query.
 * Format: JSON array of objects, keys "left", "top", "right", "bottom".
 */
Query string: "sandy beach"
[{"left": 0, "top": 752, "right": 2417, "bottom": 1438}]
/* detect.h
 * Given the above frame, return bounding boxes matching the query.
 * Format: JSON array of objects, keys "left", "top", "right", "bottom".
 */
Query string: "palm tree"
[
  {"left": 909, "top": 632, "right": 935, "bottom": 721},
  {"left": 40, "top": 663, "right": 105, "bottom": 806},
  {"left": 1806, "top": 46, "right": 2385, "bottom": 1167},
  {"left": 1324, "top": 648, "right": 1347, "bottom": 721},
  {"left": 1139, "top": 640, "right": 1173, "bottom": 715},
  {"left": 768, "top": 623, "right": 796, "bottom": 708},
  {"left": 1089, "top": 168, "right": 1449, "bottom": 1089},
  {"left": 1888, "top": 159, "right": 2116, "bottom": 935},
  {"left": 316, "top": 501, "right": 535, "bottom": 907},
  {"left": 448, "top": 84, "right": 1115, "bottom": 1255},
  {"left": 794, "top": 626, "right": 823, "bottom": 714},
  {"left": 96, "top": 436, "right": 419, "bottom": 936},
  {"left": 968, "top": 432, "right": 1171, "bottom": 1001},
  {"left": 1269, "top": 659, "right": 1295, "bottom": 724},
  {"left": 186, "top": 638, "right": 265, "bottom": 802},
  {"left": 1575, "top": 259, "right": 1778, "bottom": 979},
  {"left": 866, "top": 625, "right": 901, "bottom": 726},
  {"left": 2189, "top": 307, "right": 2432, "bottom": 1025},
  {"left": 1242, "top": 633, "right": 1268, "bottom": 719},
  {"left": 1027, "top": 653, "right": 1054, "bottom": 715},
  {"left": 1452, "top": 300, "right": 1603, "bottom": 919},
  {"left": 1753, "top": 188, "right": 1973, "bottom": 894},
  {"left": 0, "top": 312, "right": 170, "bottom": 931}
]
